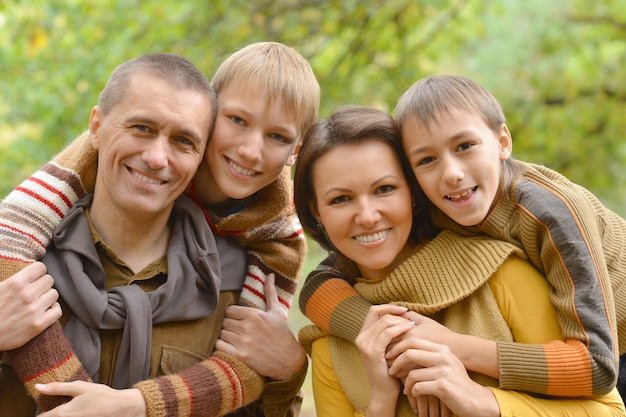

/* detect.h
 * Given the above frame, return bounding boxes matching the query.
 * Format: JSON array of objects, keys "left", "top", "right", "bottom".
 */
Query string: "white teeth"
[
  {"left": 229, "top": 160, "right": 256, "bottom": 176},
  {"left": 354, "top": 229, "right": 390, "bottom": 243},
  {"left": 447, "top": 187, "right": 474, "bottom": 200},
  {"left": 132, "top": 171, "right": 162, "bottom": 185}
]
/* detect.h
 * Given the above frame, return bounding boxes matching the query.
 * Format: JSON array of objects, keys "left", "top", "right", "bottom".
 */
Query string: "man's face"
[
  {"left": 89, "top": 72, "right": 213, "bottom": 220},
  {"left": 196, "top": 82, "right": 302, "bottom": 206}
]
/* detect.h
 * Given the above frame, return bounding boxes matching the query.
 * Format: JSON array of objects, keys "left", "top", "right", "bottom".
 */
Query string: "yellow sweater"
[{"left": 301, "top": 232, "right": 625, "bottom": 416}]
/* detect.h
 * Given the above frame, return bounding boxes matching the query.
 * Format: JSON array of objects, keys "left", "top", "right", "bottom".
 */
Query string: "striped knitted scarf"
[{"left": 0, "top": 131, "right": 305, "bottom": 415}]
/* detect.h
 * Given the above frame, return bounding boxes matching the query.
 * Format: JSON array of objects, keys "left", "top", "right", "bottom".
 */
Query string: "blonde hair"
[{"left": 211, "top": 42, "right": 320, "bottom": 138}]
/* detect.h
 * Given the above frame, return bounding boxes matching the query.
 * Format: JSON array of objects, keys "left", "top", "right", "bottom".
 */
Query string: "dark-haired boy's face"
[
  {"left": 195, "top": 82, "right": 301, "bottom": 206},
  {"left": 402, "top": 109, "right": 512, "bottom": 226}
]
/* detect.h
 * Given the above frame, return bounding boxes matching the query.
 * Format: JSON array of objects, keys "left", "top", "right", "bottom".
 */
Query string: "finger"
[
  {"left": 264, "top": 273, "right": 280, "bottom": 314},
  {"left": 214, "top": 338, "right": 235, "bottom": 355},
  {"left": 41, "top": 302, "right": 63, "bottom": 326},
  {"left": 35, "top": 381, "right": 85, "bottom": 397},
  {"left": 416, "top": 394, "right": 429, "bottom": 417},
  {"left": 31, "top": 274, "right": 55, "bottom": 296},
  {"left": 428, "top": 395, "right": 441, "bottom": 417},
  {"left": 19, "top": 262, "right": 48, "bottom": 284},
  {"left": 367, "top": 304, "right": 409, "bottom": 319}
]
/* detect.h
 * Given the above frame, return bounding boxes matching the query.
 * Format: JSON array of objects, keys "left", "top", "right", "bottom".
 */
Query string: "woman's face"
[{"left": 313, "top": 139, "right": 414, "bottom": 279}]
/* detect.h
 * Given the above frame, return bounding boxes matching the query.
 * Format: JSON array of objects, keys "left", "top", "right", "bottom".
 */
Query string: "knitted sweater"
[
  {"left": 300, "top": 160, "right": 625, "bottom": 397},
  {"left": 0, "top": 131, "right": 306, "bottom": 416},
  {"left": 300, "top": 233, "right": 626, "bottom": 416}
]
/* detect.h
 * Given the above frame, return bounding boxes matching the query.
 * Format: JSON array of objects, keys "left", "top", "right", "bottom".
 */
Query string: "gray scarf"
[{"left": 43, "top": 194, "right": 222, "bottom": 389}]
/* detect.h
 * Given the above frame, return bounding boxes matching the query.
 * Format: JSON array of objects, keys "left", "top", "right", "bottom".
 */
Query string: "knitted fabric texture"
[
  {"left": 300, "top": 232, "right": 521, "bottom": 414},
  {"left": 431, "top": 160, "right": 623, "bottom": 396},
  {"left": 300, "top": 159, "right": 625, "bottom": 397},
  {"left": 0, "top": 131, "right": 306, "bottom": 414},
  {"left": 135, "top": 352, "right": 264, "bottom": 417},
  {"left": 191, "top": 165, "right": 306, "bottom": 318},
  {"left": 1, "top": 131, "right": 96, "bottom": 409}
]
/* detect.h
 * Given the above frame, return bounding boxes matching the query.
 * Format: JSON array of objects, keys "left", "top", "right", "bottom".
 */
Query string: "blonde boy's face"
[
  {"left": 402, "top": 108, "right": 512, "bottom": 226},
  {"left": 196, "top": 82, "right": 301, "bottom": 206}
]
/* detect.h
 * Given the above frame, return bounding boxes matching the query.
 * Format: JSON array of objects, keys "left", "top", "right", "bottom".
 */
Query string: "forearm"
[
  {"left": 299, "top": 269, "right": 371, "bottom": 342},
  {"left": 449, "top": 333, "right": 499, "bottom": 379},
  {"left": 135, "top": 352, "right": 264, "bottom": 417},
  {"left": 498, "top": 339, "right": 617, "bottom": 396},
  {"left": 0, "top": 131, "right": 95, "bottom": 279},
  {"left": 0, "top": 131, "right": 96, "bottom": 409}
]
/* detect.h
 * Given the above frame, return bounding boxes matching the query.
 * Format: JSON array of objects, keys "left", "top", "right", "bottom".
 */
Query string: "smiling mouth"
[
  {"left": 354, "top": 229, "right": 390, "bottom": 243},
  {"left": 130, "top": 169, "right": 164, "bottom": 185},
  {"left": 446, "top": 187, "right": 477, "bottom": 202},
  {"left": 228, "top": 158, "right": 257, "bottom": 176}
]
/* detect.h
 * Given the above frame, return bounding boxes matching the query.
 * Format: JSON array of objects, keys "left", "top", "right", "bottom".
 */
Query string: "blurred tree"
[{"left": 1, "top": 0, "right": 624, "bottom": 214}]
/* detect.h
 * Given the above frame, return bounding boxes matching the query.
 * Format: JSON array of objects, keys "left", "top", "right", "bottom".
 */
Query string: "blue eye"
[
  {"left": 230, "top": 116, "right": 245, "bottom": 125},
  {"left": 270, "top": 133, "right": 288, "bottom": 143}
]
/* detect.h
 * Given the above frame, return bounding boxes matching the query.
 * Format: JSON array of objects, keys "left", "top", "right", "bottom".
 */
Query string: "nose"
[
  {"left": 237, "top": 130, "right": 263, "bottom": 162},
  {"left": 355, "top": 198, "right": 382, "bottom": 227},
  {"left": 143, "top": 135, "right": 169, "bottom": 169},
  {"left": 441, "top": 156, "right": 464, "bottom": 184}
]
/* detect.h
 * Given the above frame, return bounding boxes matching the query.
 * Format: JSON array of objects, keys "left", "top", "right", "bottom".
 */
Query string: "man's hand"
[
  {"left": 35, "top": 381, "right": 146, "bottom": 417},
  {"left": 216, "top": 273, "right": 306, "bottom": 380},
  {"left": 0, "top": 262, "right": 61, "bottom": 350}
]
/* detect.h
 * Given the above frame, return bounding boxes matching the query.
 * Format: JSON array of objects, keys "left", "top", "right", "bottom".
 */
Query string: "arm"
[
  {"left": 208, "top": 167, "right": 307, "bottom": 317},
  {"left": 216, "top": 274, "right": 308, "bottom": 417},
  {"left": 34, "top": 353, "right": 265, "bottom": 417},
  {"left": 433, "top": 167, "right": 620, "bottom": 396},
  {"left": 0, "top": 131, "right": 96, "bottom": 410},
  {"left": 299, "top": 257, "right": 373, "bottom": 342}
]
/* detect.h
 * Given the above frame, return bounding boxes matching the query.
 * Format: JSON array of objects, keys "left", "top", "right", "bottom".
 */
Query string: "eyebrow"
[
  {"left": 321, "top": 174, "right": 400, "bottom": 198},
  {"left": 408, "top": 130, "right": 473, "bottom": 156},
  {"left": 127, "top": 116, "right": 203, "bottom": 148}
]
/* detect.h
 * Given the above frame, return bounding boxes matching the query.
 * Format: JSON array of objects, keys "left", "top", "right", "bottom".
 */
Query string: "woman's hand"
[
  {"left": 390, "top": 338, "right": 500, "bottom": 417},
  {"left": 356, "top": 304, "right": 414, "bottom": 417},
  {"left": 36, "top": 381, "right": 147, "bottom": 417}
]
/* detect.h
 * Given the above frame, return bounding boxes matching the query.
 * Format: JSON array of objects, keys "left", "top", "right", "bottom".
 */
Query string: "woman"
[{"left": 294, "top": 105, "right": 625, "bottom": 417}]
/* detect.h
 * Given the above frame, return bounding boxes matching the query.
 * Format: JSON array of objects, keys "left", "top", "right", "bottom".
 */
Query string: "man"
[{"left": 1, "top": 53, "right": 305, "bottom": 417}]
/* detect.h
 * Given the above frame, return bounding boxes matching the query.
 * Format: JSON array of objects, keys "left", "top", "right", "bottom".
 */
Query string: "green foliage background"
[
  {"left": 2, "top": 2, "right": 625, "bottom": 415},
  {"left": 2, "top": 0, "right": 625, "bottom": 216}
]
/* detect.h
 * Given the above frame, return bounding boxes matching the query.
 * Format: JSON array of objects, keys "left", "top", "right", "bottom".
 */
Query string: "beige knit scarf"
[{"left": 303, "top": 230, "right": 524, "bottom": 415}]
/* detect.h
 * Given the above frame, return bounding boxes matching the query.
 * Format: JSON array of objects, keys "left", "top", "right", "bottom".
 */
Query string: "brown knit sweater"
[{"left": 0, "top": 131, "right": 306, "bottom": 416}]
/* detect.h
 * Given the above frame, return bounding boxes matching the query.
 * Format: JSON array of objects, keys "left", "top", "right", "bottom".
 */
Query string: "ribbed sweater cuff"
[
  {"left": 135, "top": 352, "right": 264, "bottom": 417},
  {"left": 6, "top": 321, "right": 91, "bottom": 410}
]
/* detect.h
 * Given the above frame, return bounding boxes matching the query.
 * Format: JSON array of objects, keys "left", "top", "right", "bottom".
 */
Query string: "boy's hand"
[
  {"left": 216, "top": 273, "right": 306, "bottom": 380},
  {"left": 0, "top": 262, "right": 62, "bottom": 350}
]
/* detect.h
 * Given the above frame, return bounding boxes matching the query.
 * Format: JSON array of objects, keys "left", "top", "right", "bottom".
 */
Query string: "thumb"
[{"left": 264, "top": 272, "right": 280, "bottom": 314}]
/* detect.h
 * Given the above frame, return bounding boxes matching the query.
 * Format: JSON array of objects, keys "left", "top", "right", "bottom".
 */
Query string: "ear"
[
  {"left": 497, "top": 124, "right": 513, "bottom": 160},
  {"left": 285, "top": 142, "right": 302, "bottom": 166},
  {"left": 88, "top": 106, "right": 102, "bottom": 150}
]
